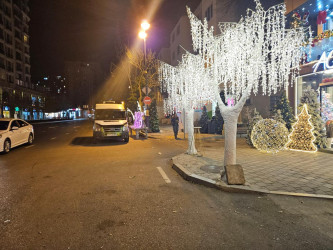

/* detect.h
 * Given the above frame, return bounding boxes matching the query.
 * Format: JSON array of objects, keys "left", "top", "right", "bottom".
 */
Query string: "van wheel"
[
  {"left": 27, "top": 133, "right": 33, "bottom": 145},
  {"left": 3, "top": 139, "right": 11, "bottom": 154}
]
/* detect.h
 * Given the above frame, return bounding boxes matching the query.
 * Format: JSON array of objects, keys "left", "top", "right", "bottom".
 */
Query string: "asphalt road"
[{"left": 0, "top": 120, "right": 332, "bottom": 249}]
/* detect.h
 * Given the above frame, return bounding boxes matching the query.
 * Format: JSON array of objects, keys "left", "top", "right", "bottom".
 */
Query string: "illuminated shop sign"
[
  {"left": 4, "top": 106, "right": 9, "bottom": 111},
  {"left": 313, "top": 51, "right": 333, "bottom": 72}
]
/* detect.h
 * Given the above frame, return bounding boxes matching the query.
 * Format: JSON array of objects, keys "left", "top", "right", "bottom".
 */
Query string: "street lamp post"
[{"left": 139, "top": 20, "right": 150, "bottom": 130}]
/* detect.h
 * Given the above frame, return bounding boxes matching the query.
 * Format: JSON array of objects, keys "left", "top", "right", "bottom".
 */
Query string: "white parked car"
[{"left": 0, "top": 118, "right": 34, "bottom": 153}]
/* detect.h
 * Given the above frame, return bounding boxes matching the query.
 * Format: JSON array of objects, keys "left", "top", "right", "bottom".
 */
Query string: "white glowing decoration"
[
  {"left": 313, "top": 51, "right": 333, "bottom": 72},
  {"left": 286, "top": 104, "right": 317, "bottom": 153},
  {"left": 185, "top": 0, "right": 309, "bottom": 165},
  {"left": 251, "top": 119, "right": 289, "bottom": 154},
  {"left": 159, "top": 53, "right": 215, "bottom": 155}
]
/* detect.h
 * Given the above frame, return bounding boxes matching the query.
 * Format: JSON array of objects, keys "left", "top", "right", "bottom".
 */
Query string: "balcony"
[
  {"left": 13, "top": 9, "right": 23, "bottom": 20},
  {"left": 5, "top": 24, "right": 12, "bottom": 31},
  {"left": 4, "top": 10, "right": 11, "bottom": 18},
  {"left": 5, "top": 38, "right": 13, "bottom": 45},
  {"left": 5, "top": 53, "right": 13, "bottom": 59}
]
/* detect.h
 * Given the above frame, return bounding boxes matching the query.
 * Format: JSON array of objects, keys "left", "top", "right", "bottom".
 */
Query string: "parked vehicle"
[
  {"left": 93, "top": 101, "right": 129, "bottom": 142},
  {"left": 0, "top": 118, "right": 34, "bottom": 153}
]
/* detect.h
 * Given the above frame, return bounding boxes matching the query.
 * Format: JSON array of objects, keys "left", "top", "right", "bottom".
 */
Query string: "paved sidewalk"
[{"left": 171, "top": 135, "right": 333, "bottom": 199}]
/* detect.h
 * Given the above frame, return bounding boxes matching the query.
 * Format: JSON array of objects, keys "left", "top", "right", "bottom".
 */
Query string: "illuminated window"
[{"left": 23, "top": 35, "right": 28, "bottom": 43}]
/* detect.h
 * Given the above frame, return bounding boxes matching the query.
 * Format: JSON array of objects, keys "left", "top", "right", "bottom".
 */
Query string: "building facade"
[
  {"left": 0, "top": 0, "right": 45, "bottom": 120},
  {"left": 64, "top": 61, "right": 103, "bottom": 110},
  {"left": 285, "top": 0, "right": 333, "bottom": 144}
]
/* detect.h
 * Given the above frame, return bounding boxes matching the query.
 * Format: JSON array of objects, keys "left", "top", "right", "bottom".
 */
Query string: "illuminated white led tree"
[
  {"left": 160, "top": 52, "right": 215, "bottom": 155},
  {"left": 187, "top": 0, "right": 309, "bottom": 166},
  {"left": 286, "top": 104, "right": 317, "bottom": 152}
]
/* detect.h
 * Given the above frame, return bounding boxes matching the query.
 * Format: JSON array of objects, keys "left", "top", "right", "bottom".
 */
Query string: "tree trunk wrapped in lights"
[
  {"left": 186, "top": 0, "right": 310, "bottom": 165},
  {"left": 286, "top": 104, "right": 317, "bottom": 152}
]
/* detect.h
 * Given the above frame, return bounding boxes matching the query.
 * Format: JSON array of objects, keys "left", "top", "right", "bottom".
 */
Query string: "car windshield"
[
  {"left": 95, "top": 110, "right": 126, "bottom": 120},
  {"left": 0, "top": 121, "right": 9, "bottom": 130}
]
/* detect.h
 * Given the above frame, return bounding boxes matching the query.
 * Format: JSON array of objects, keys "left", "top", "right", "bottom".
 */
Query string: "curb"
[
  {"left": 172, "top": 157, "right": 333, "bottom": 200},
  {"left": 318, "top": 148, "right": 333, "bottom": 154}
]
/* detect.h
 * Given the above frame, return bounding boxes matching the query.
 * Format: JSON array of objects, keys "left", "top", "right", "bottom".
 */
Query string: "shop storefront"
[
  {"left": 288, "top": 0, "right": 333, "bottom": 147},
  {"left": 296, "top": 70, "right": 333, "bottom": 123}
]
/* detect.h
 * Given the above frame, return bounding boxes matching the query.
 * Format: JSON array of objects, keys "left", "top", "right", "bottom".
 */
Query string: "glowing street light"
[
  {"left": 141, "top": 20, "right": 150, "bottom": 31},
  {"left": 138, "top": 21, "right": 150, "bottom": 62},
  {"left": 138, "top": 30, "right": 147, "bottom": 40}
]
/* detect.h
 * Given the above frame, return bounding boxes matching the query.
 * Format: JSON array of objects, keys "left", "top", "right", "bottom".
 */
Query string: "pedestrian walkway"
[{"left": 171, "top": 135, "right": 333, "bottom": 199}]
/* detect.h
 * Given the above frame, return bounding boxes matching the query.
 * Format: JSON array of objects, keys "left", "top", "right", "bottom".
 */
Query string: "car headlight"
[
  {"left": 122, "top": 124, "right": 129, "bottom": 132},
  {"left": 94, "top": 124, "right": 101, "bottom": 131}
]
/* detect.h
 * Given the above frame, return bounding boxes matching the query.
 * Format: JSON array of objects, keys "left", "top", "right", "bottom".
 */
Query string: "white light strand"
[{"left": 187, "top": 0, "right": 310, "bottom": 104}]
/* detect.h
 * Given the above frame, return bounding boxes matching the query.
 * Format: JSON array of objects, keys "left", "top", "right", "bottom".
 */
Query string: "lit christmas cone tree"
[{"left": 286, "top": 104, "right": 317, "bottom": 152}]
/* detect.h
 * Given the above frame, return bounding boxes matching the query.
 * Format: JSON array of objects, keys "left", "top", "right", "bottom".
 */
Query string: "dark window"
[
  {"left": 17, "top": 120, "right": 28, "bottom": 127},
  {"left": 0, "top": 121, "right": 9, "bottom": 130},
  {"left": 205, "top": 4, "right": 213, "bottom": 21},
  {"left": 210, "top": 4, "right": 213, "bottom": 19},
  {"left": 10, "top": 120, "right": 20, "bottom": 129},
  {"left": 95, "top": 110, "right": 126, "bottom": 120}
]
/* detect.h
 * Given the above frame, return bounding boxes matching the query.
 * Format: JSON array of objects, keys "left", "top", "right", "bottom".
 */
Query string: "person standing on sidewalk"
[{"left": 171, "top": 113, "right": 179, "bottom": 139}]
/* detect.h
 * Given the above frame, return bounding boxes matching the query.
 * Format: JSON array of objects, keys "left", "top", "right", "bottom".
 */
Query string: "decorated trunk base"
[{"left": 222, "top": 164, "right": 245, "bottom": 185}]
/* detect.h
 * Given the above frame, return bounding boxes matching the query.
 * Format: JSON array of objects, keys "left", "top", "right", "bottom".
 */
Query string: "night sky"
[{"left": 29, "top": 0, "right": 201, "bottom": 81}]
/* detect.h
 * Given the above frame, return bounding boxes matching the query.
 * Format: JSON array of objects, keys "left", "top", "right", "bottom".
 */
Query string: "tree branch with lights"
[{"left": 186, "top": 0, "right": 310, "bottom": 166}]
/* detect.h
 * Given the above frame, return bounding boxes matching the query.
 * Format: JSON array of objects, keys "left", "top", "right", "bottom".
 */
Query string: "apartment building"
[
  {"left": 64, "top": 61, "right": 103, "bottom": 109},
  {"left": 0, "top": 0, "right": 45, "bottom": 119}
]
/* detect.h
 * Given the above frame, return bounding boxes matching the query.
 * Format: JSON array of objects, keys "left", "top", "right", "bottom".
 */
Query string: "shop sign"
[
  {"left": 313, "top": 51, "right": 333, "bottom": 72},
  {"left": 15, "top": 107, "right": 19, "bottom": 112},
  {"left": 4, "top": 106, "right": 9, "bottom": 111}
]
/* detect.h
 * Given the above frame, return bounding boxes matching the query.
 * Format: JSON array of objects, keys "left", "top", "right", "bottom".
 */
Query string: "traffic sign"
[
  {"left": 143, "top": 96, "right": 152, "bottom": 105},
  {"left": 142, "top": 87, "right": 151, "bottom": 95}
]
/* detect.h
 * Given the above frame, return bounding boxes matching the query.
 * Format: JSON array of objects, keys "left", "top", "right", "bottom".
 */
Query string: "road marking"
[
  {"left": 157, "top": 167, "right": 171, "bottom": 184},
  {"left": 50, "top": 137, "right": 56, "bottom": 140},
  {"left": 74, "top": 126, "right": 80, "bottom": 128},
  {"left": 48, "top": 126, "right": 58, "bottom": 129},
  {"left": 25, "top": 145, "right": 35, "bottom": 148},
  {"left": 66, "top": 133, "right": 70, "bottom": 135}
]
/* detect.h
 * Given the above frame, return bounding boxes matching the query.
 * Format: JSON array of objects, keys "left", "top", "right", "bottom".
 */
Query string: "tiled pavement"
[{"left": 171, "top": 135, "right": 333, "bottom": 198}]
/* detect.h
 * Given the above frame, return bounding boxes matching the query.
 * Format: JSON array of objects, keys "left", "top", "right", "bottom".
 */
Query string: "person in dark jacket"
[{"left": 171, "top": 113, "right": 179, "bottom": 139}]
